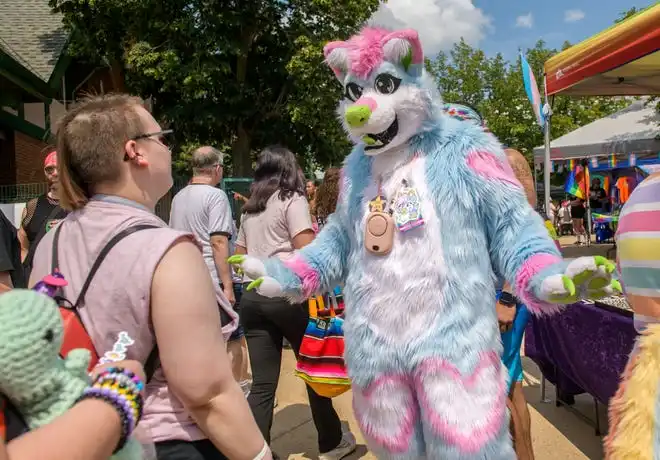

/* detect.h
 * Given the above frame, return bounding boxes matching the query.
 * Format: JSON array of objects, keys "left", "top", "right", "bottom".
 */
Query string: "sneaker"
[{"left": 319, "top": 432, "right": 357, "bottom": 460}]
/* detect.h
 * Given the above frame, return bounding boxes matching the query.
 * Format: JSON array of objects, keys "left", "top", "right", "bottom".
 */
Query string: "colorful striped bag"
[{"left": 295, "top": 291, "right": 351, "bottom": 398}]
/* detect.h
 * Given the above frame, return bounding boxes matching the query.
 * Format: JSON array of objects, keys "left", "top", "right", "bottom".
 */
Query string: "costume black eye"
[
  {"left": 345, "top": 82, "right": 363, "bottom": 102},
  {"left": 43, "top": 329, "right": 54, "bottom": 343},
  {"left": 374, "top": 74, "right": 401, "bottom": 95}
]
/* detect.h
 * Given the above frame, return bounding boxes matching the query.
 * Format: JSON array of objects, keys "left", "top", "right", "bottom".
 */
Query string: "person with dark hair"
[
  {"left": 314, "top": 168, "right": 341, "bottom": 229},
  {"left": 235, "top": 146, "right": 356, "bottom": 460}
]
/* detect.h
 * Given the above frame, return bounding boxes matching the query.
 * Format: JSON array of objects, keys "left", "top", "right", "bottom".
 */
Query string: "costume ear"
[
  {"left": 381, "top": 29, "right": 424, "bottom": 77},
  {"left": 324, "top": 41, "right": 349, "bottom": 81}
]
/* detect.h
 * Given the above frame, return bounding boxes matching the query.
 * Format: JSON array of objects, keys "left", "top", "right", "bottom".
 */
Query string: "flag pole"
[
  {"left": 543, "top": 75, "right": 552, "bottom": 218},
  {"left": 585, "top": 160, "right": 592, "bottom": 247}
]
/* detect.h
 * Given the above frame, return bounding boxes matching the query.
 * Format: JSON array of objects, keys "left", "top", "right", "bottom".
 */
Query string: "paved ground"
[{"left": 270, "top": 351, "right": 606, "bottom": 460}]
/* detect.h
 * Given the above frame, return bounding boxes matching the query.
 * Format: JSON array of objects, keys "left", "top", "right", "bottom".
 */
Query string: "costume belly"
[
  {"left": 342, "top": 155, "right": 514, "bottom": 459},
  {"left": 345, "top": 155, "right": 447, "bottom": 346}
]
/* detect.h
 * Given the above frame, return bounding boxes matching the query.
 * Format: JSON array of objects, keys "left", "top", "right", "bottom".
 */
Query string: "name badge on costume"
[{"left": 392, "top": 185, "right": 424, "bottom": 232}]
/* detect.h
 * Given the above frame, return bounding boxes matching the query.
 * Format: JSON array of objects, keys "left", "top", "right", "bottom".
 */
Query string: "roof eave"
[{"left": 0, "top": 49, "right": 54, "bottom": 100}]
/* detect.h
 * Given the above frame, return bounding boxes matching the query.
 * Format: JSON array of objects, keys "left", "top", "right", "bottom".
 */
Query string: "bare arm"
[
  {"left": 0, "top": 271, "right": 13, "bottom": 293},
  {"left": 234, "top": 245, "right": 247, "bottom": 256},
  {"left": 505, "top": 148, "right": 536, "bottom": 208},
  {"left": 210, "top": 234, "right": 233, "bottom": 290},
  {"left": 501, "top": 148, "right": 537, "bottom": 295},
  {"left": 17, "top": 209, "right": 29, "bottom": 263},
  {"left": 2, "top": 399, "right": 123, "bottom": 460},
  {"left": 292, "top": 229, "right": 315, "bottom": 249},
  {"left": 151, "top": 239, "right": 267, "bottom": 459}
]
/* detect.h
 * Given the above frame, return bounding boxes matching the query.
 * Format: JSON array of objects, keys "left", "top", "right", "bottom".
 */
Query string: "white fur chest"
[{"left": 346, "top": 150, "right": 447, "bottom": 345}]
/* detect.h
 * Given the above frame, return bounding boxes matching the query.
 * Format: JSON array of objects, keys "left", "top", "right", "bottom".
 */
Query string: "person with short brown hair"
[{"left": 29, "top": 94, "right": 270, "bottom": 460}]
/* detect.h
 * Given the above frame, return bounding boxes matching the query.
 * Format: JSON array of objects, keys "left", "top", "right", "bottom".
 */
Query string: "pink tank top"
[{"left": 31, "top": 196, "right": 238, "bottom": 443}]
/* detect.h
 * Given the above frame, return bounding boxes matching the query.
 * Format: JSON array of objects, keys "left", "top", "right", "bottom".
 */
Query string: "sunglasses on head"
[{"left": 124, "top": 129, "right": 174, "bottom": 161}]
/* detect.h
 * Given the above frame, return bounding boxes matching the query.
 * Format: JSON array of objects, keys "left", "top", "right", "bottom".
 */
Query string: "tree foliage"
[
  {"left": 427, "top": 39, "right": 629, "bottom": 164},
  {"left": 51, "top": 1, "right": 641, "bottom": 178},
  {"left": 50, "top": 0, "right": 380, "bottom": 176}
]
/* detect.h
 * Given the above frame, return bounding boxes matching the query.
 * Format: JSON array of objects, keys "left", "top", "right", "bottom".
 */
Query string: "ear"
[
  {"left": 324, "top": 41, "right": 349, "bottom": 82},
  {"left": 381, "top": 29, "right": 424, "bottom": 77}
]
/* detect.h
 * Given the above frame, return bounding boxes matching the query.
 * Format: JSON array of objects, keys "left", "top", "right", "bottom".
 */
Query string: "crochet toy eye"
[
  {"left": 345, "top": 83, "right": 363, "bottom": 102},
  {"left": 43, "top": 329, "right": 54, "bottom": 343},
  {"left": 374, "top": 74, "right": 401, "bottom": 95}
]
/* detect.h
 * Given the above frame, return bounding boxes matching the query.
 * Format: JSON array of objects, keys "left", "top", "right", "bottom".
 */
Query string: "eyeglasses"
[{"left": 124, "top": 129, "right": 174, "bottom": 161}]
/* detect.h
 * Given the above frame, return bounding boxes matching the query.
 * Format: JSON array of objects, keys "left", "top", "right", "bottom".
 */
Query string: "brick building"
[{"left": 0, "top": 0, "right": 121, "bottom": 187}]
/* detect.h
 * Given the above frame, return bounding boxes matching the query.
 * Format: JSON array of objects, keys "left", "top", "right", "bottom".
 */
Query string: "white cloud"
[
  {"left": 515, "top": 13, "right": 534, "bottom": 29},
  {"left": 564, "top": 9, "right": 585, "bottom": 22},
  {"left": 368, "top": 0, "right": 493, "bottom": 56}
]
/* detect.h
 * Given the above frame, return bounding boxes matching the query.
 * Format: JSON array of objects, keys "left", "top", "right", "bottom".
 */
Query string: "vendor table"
[{"left": 524, "top": 298, "right": 636, "bottom": 434}]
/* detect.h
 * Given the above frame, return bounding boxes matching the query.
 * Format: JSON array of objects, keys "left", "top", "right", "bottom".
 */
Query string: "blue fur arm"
[
  {"left": 463, "top": 133, "right": 564, "bottom": 313},
  {"left": 262, "top": 211, "right": 351, "bottom": 302}
]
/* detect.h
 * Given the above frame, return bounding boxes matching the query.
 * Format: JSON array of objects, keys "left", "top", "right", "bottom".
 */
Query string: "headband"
[{"left": 44, "top": 151, "right": 57, "bottom": 168}]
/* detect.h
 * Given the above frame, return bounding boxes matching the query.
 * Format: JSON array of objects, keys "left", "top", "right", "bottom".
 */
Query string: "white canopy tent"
[{"left": 533, "top": 101, "right": 660, "bottom": 163}]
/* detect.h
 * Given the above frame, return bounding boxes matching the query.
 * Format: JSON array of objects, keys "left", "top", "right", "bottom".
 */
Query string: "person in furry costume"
[{"left": 230, "top": 27, "right": 620, "bottom": 459}]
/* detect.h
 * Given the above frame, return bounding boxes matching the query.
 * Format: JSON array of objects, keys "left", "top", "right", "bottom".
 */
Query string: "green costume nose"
[{"left": 345, "top": 105, "right": 372, "bottom": 128}]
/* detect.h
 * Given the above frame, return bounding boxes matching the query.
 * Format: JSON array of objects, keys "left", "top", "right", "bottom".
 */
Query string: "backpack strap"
[{"left": 52, "top": 223, "right": 161, "bottom": 381}]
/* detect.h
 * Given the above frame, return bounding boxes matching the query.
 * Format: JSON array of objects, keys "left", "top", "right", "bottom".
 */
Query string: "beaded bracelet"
[{"left": 75, "top": 367, "right": 145, "bottom": 453}]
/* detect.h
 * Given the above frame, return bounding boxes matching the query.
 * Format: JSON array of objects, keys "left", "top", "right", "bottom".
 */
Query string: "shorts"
[
  {"left": 571, "top": 206, "right": 585, "bottom": 219},
  {"left": 228, "top": 283, "right": 244, "bottom": 341},
  {"left": 497, "top": 290, "right": 531, "bottom": 392}
]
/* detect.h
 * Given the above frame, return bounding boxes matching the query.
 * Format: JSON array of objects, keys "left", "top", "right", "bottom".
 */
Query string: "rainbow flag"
[
  {"left": 565, "top": 164, "right": 590, "bottom": 199},
  {"left": 609, "top": 154, "right": 618, "bottom": 168}
]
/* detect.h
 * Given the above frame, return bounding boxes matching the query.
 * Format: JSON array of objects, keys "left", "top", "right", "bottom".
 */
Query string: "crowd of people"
[
  {"left": 0, "top": 94, "right": 355, "bottom": 460},
  {"left": 0, "top": 92, "right": 633, "bottom": 460},
  {"left": 546, "top": 177, "right": 609, "bottom": 245}
]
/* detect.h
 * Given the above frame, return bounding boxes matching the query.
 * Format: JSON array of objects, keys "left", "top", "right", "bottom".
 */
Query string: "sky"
[{"left": 368, "top": 0, "right": 649, "bottom": 62}]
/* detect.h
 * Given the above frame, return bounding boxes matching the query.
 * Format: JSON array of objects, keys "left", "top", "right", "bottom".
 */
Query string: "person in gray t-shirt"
[{"left": 170, "top": 146, "right": 235, "bottom": 306}]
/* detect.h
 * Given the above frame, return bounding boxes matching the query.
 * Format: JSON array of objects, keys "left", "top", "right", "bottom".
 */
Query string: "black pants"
[
  {"left": 240, "top": 289, "right": 343, "bottom": 453},
  {"left": 156, "top": 439, "right": 227, "bottom": 460}
]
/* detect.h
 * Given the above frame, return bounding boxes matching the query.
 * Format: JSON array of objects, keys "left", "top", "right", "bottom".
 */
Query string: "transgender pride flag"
[{"left": 520, "top": 52, "right": 545, "bottom": 128}]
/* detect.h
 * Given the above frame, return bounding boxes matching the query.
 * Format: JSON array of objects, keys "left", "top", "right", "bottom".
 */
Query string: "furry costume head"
[{"left": 324, "top": 28, "right": 439, "bottom": 155}]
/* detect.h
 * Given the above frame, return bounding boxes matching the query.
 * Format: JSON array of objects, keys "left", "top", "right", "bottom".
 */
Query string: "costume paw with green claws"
[
  {"left": 539, "top": 256, "right": 622, "bottom": 304},
  {"left": 227, "top": 255, "right": 284, "bottom": 298}
]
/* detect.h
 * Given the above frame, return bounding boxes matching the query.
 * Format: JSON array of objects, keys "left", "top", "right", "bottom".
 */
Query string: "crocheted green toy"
[{"left": 0, "top": 289, "right": 143, "bottom": 459}]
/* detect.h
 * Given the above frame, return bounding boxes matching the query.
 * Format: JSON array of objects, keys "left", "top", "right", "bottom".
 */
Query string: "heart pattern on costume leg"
[
  {"left": 352, "top": 374, "right": 418, "bottom": 453},
  {"left": 414, "top": 352, "right": 507, "bottom": 454}
]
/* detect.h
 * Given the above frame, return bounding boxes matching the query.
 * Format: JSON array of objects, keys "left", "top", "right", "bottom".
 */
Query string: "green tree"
[
  {"left": 427, "top": 39, "right": 629, "bottom": 163},
  {"left": 50, "top": 0, "right": 380, "bottom": 176},
  {"left": 615, "top": 7, "right": 641, "bottom": 23}
]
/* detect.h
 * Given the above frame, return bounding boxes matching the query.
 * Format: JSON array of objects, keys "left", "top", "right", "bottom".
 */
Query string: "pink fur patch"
[
  {"left": 355, "top": 96, "right": 377, "bottom": 111},
  {"left": 382, "top": 29, "right": 423, "bottom": 65},
  {"left": 324, "top": 27, "right": 425, "bottom": 79},
  {"left": 353, "top": 373, "right": 418, "bottom": 453},
  {"left": 515, "top": 253, "right": 563, "bottom": 314},
  {"left": 283, "top": 255, "right": 320, "bottom": 297},
  {"left": 467, "top": 150, "right": 522, "bottom": 188},
  {"left": 414, "top": 352, "right": 507, "bottom": 453},
  {"left": 324, "top": 41, "right": 348, "bottom": 78},
  {"left": 347, "top": 27, "right": 389, "bottom": 78}
]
